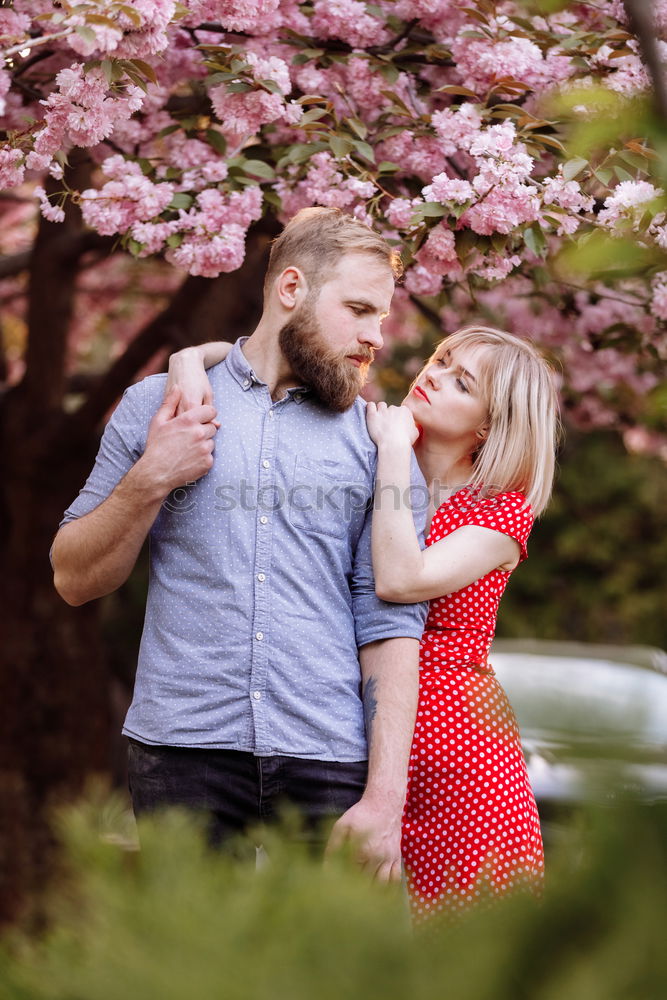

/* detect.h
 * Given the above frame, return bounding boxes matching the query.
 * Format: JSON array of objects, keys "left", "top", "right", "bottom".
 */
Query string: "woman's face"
[{"left": 403, "top": 342, "right": 490, "bottom": 450}]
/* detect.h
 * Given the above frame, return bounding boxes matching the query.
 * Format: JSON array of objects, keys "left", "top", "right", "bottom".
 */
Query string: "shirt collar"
[{"left": 226, "top": 337, "right": 312, "bottom": 402}]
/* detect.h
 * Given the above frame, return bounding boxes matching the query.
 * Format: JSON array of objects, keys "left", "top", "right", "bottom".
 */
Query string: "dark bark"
[{"left": 0, "top": 186, "right": 272, "bottom": 925}]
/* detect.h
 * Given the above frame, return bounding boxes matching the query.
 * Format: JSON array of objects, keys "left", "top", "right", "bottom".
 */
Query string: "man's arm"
[
  {"left": 326, "top": 636, "right": 419, "bottom": 881},
  {"left": 53, "top": 386, "right": 218, "bottom": 606}
]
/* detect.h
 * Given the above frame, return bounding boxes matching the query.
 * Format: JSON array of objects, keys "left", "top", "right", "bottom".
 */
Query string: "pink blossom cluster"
[
  {"left": 80, "top": 157, "right": 175, "bottom": 236},
  {"left": 310, "top": 0, "right": 389, "bottom": 49},
  {"left": 26, "top": 65, "right": 144, "bottom": 175},
  {"left": 451, "top": 24, "right": 573, "bottom": 93},
  {"left": 130, "top": 186, "right": 263, "bottom": 276},
  {"left": 185, "top": 0, "right": 282, "bottom": 34},
  {"left": 209, "top": 49, "right": 301, "bottom": 146},
  {"left": 598, "top": 181, "right": 663, "bottom": 227},
  {"left": 165, "top": 225, "right": 247, "bottom": 277},
  {"left": 276, "top": 152, "right": 375, "bottom": 217},
  {"left": 50, "top": 0, "right": 176, "bottom": 59},
  {"left": 650, "top": 275, "right": 667, "bottom": 321},
  {"left": 0, "top": 148, "right": 25, "bottom": 189}
]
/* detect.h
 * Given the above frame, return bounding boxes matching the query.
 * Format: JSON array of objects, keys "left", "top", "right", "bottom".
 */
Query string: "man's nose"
[{"left": 359, "top": 321, "right": 384, "bottom": 351}]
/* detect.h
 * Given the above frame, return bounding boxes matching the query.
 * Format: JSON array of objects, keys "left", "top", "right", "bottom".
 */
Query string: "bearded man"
[{"left": 52, "top": 208, "right": 427, "bottom": 879}]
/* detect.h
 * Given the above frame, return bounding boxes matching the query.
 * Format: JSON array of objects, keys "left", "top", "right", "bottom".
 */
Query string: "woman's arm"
[
  {"left": 167, "top": 341, "right": 233, "bottom": 412},
  {"left": 366, "top": 402, "right": 520, "bottom": 603}
]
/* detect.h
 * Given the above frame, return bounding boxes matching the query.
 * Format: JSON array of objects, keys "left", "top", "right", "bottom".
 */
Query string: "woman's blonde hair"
[{"left": 420, "top": 326, "right": 560, "bottom": 517}]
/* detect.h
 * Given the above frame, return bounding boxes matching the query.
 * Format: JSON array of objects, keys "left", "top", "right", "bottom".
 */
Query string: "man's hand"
[
  {"left": 325, "top": 793, "right": 403, "bottom": 882},
  {"left": 136, "top": 385, "right": 219, "bottom": 499}
]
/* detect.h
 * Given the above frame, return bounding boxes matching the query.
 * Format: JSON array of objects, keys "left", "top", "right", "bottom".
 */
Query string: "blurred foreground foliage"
[{"left": 1, "top": 791, "right": 667, "bottom": 1000}]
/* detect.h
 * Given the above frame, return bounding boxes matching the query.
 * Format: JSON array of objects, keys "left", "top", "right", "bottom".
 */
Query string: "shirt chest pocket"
[{"left": 289, "top": 456, "right": 372, "bottom": 539}]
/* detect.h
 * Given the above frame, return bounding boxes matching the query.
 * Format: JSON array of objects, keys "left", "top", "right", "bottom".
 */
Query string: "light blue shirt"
[{"left": 60, "top": 339, "right": 428, "bottom": 761}]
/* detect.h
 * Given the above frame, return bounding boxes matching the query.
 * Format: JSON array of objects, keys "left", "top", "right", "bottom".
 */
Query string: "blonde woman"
[
  {"left": 167, "top": 325, "right": 558, "bottom": 920},
  {"left": 366, "top": 326, "right": 558, "bottom": 921}
]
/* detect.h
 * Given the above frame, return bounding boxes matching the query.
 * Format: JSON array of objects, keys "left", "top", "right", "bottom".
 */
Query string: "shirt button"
[
  {"left": 262, "top": 459, "right": 270, "bottom": 469},
  {"left": 257, "top": 573, "right": 266, "bottom": 582},
  {"left": 255, "top": 631, "right": 264, "bottom": 641},
  {"left": 242, "top": 378, "right": 250, "bottom": 388},
  {"left": 268, "top": 410, "right": 274, "bottom": 418},
  {"left": 253, "top": 690, "right": 261, "bottom": 700},
  {"left": 259, "top": 515, "right": 268, "bottom": 524}
]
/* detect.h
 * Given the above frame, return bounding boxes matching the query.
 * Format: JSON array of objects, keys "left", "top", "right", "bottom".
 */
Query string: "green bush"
[{"left": 1, "top": 790, "right": 667, "bottom": 1000}]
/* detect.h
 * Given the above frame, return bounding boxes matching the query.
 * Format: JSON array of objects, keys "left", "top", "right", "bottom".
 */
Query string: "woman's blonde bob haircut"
[{"left": 420, "top": 326, "right": 560, "bottom": 518}]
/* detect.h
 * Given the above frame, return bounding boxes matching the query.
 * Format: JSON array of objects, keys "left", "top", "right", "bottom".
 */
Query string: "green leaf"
[
  {"left": 169, "top": 193, "right": 194, "bottom": 210},
  {"left": 128, "top": 58, "right": 158, "bottom": 84},
  {"left": 613, "top": 165, "right": 635, "bottom": 183},
  {"left": 226, "top": 82, "right": 253, "bottom": 94},
  {"left": 205, "top": 129, "right": 227, "bottom": 155},
  {"left": 166, "top": 234, "right": 184, "bottom": 248},
  {"left": 422, "top": 202, "right": 448, "bottom": 217},
  {"left": 378, "top": 63, "right": 400, "bottom": 84},
  {"left": 75, "top": 25, "right": 97, "bottom": 45},
  {"left": 352, "top": 140, "right": 375, "bottom": 163},
  {"left": 262, "top": 189, "right": 283, "bottom": 209},
  {"left": 523, "top": 224, "right": 547, "bottom": 257},
  {"left": 128, "top": 239, "right": 144, "bottom": 256},
  {"left": 346, "top": 117, "right": 368, "bottom": 140},
  {"left": 377, "top": 161, "right": 400, "bottom": 173},
  {"left": 329, "top": 135, "right": 354, "bottom": 159},
  {"left": 562, "top": 157, "right": 589, "bottom": 182},
  {"left": 243, "top": 159, "right": 275, "bottom": 179}
]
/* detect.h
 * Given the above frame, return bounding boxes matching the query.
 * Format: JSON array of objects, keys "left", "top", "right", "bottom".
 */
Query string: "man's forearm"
[
  {"left": 52, "top": 462, "right": 164, "bottom": 606},
  {"left": 359, "top": 636, "right": 420, "bottom": 809}
]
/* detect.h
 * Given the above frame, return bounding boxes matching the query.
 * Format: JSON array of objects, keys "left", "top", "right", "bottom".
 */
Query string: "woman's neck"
[{"left": 413, "top": 438, "right": 474, "bottom": 501}]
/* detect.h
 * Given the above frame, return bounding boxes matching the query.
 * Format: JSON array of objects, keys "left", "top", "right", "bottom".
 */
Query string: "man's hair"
[
  {"left": 417, "top": 326, "right": 561, "bottom": 517},
  {"left": 263, "top": 207, "right": 403, "bottom": 300}
]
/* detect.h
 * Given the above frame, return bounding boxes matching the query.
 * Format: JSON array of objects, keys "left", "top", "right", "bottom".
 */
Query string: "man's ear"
[{"left": 276, "top": 266, "right": 307, "bottom": 310}]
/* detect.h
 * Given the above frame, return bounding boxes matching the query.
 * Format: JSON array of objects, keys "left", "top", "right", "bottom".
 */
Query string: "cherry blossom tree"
[{"left": 1, "top": 0, "right": 666, "bottom": 922}]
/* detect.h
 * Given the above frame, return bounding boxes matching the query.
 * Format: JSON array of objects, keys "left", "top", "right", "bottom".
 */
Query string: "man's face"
[{"left": 279, "top": 253, "right": 395, "bottom": 412}]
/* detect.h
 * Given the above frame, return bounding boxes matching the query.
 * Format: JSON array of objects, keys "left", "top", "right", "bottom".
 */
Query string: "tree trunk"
[{"left": 0, "top": 189, "right": 273, "bottom": 925}]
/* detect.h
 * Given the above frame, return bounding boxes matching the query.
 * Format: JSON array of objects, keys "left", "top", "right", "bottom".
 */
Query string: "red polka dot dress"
[{"left": 402, "top": 488, "right": 544, "bottom": 922}]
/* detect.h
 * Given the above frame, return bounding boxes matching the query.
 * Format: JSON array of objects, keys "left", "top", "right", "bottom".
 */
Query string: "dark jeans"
[{"left": 127, "top": 739, "right": 368, "bottom": 853}]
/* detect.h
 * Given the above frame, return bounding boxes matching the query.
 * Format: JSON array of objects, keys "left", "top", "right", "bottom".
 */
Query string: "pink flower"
[
  {"left": 210, "top": 87, "right": 287, "bottom": 142},
  {"left": 404, "top": 263, "right": 444, "bottom": 297},
  {"left": 598, "top": 181, "right": 663, "bottom": 226},
  {"left": 34, "top": 186, "right": 66, "bottom": 223},
  {"left": 186, "top": 0, "right": 281, "bottom": 33},
  {"left": 0, "top": 148, "right": 25, "bottom": 188},
  {"left": 431, "top": 104, "right": 482, "bottom": 156},
  {"left": 543, "top": 173, "right": 595, "bottom": 213},
  {"left": 463, "top": 186, "right": 540, "bottom": 235},
  {"left": 422, "top": 175, "right": 474, "bottom": 204},
  {"left": 650, "top": 276, "right": 667, "bottom": 320},
  {"left": 423, "top": 224, "right": 457, "bottom": 262},
  {"left": 166, "top": 224, "right": 247, "bottom": 277},
  {"left": 80, "top": 176, "right": 175, "bottom": 235},
  {"left": 385, "top": 198, "right": 419, "bottom": 229},
  {"left": 310, "top": 0, "right": 388, "bottom": 48}
]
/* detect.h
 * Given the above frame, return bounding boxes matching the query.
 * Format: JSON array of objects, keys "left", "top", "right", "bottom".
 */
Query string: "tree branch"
[{"left": 623, "top": 0, "right": 667, "bottom": 122}]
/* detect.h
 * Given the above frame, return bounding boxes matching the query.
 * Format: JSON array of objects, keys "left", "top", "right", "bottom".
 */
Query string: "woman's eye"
[{"left": 456, "top": 377, "right": 469, "bottom": 393}]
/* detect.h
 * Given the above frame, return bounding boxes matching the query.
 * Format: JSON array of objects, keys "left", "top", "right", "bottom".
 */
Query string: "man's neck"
[{"left": 242, "top": 322, "right": 301, "bottom": 400}]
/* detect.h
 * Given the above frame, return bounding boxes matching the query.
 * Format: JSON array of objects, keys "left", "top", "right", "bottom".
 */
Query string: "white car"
[{"left": 491, "top": 639, "right": 667, "bottom": 806}]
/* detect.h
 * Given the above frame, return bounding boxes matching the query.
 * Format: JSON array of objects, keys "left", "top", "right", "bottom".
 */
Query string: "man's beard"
[{"left": 279, "top": 297, "right": 373, "bottom": 412}]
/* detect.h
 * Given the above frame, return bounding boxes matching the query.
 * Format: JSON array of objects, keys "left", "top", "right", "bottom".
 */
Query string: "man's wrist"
[{"left": 121, "top": 459, "right": 172, "bottom": 508}]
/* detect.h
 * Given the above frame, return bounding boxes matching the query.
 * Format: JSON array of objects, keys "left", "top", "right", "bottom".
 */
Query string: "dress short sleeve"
[{"left": 447, "top": 489, "right": 533, "bottom": 563}]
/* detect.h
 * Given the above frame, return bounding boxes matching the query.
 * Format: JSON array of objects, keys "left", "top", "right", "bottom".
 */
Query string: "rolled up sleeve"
[{"left": 351, "top": 453, "right": 428, "bottom": 647}]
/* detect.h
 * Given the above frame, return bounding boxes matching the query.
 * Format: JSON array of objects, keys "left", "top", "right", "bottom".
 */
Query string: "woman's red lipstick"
[{"left": 413, "top": 385, "right": 430, "bottom": 404}]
